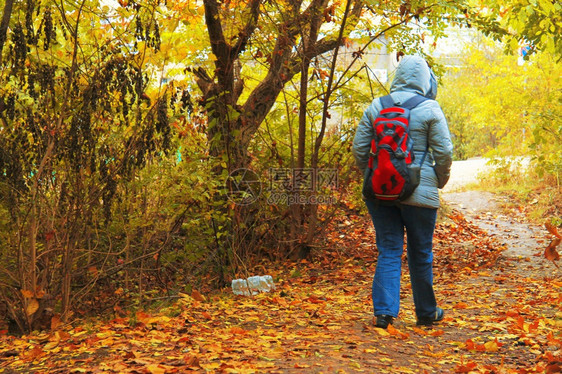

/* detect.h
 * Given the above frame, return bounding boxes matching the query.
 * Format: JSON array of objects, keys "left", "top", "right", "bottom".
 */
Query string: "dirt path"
[{"left": 443, "top": 191, "right": 545, "bottom": 260}]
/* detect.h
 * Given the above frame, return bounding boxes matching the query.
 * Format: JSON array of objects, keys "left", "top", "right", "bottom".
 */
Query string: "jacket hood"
[{"left": 390, "top": 55, "right": 436, "bottom": 98}]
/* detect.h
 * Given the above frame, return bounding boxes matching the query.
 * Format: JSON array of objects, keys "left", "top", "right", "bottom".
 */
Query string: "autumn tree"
[
  {"left": 478, "top": 0, "right": 562, "bottom": 59},
  {"left": 190, "top": 0, "right": 487, "bottom": 263}
]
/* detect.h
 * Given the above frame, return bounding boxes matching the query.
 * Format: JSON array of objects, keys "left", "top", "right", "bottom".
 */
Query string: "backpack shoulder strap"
[
  {"left": 401, "top": 94, "right": 428, "bottom": 110},
  {"left": 379, "top": 95, "right": 394, "bottom": 109}
]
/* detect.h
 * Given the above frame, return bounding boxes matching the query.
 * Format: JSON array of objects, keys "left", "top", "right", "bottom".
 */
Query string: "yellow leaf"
[
  {"left": 26, "top": 299, "right": 39, "bottom": 316},
  {"left": 146, "top": 364, "right": 166, "bottom": 374},
  {"left": 375, "top": 328, "right": 390, "bottom": 337},
  {"left": 44, "top": 341, "right": 59, "bottom": 350},
  {"left": 484, "top": 340, "right": 500, "bottom": 352}
]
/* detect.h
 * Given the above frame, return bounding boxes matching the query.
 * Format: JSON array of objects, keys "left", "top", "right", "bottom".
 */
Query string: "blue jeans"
[{"left": 365, "top": 200, "right": 438, "bottom": 319}]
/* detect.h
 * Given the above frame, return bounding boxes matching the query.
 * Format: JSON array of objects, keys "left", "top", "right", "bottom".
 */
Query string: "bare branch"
[
  {"left": 231, "top": 0, "right": 261, "bottom": 58},
  {"left": 240, "top": 0, "right": 366, "bottom": 145}
]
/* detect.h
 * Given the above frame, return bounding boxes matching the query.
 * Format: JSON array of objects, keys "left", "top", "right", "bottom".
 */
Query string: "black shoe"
[
  {"left": 416, "top": 307, "right": 444, "bottom": 326},
  {"left": 374, "top": 315, "right": 394, "bottom": 329}
]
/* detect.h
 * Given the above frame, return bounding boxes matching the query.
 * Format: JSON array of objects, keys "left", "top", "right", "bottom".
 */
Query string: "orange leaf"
[
  {"left": 386, "top": 324, "right": 399, "bottom": 335},
  {"left": 51, "top": 315, "right": 62, "bottom": 330},
  {"left": 26, "top": 299, "right": 39, "bottom": 316},
  {"left": 465, "top": 339, "right": 475, "bottom": 351},
  {"left": 455, "top": 361, "right": 477, "bottom": 373},
  {"left": 306, "top": 295, "right": 325, "bottom": 304},
  {"left": 230, "top": 326, "right": 247, "bottom": 335},
  {"left": 430, "top": 329, "right": 445, "bottom": 337},
  {"left": 191, "top": 290, "right": 206, "bottom": 302},
  {"left": 21, "top": 289, "right": 34, "bottom": 299},
  {"left": 202, "top": 311, "right": 212, "bottom": 320},
  {"left": 387, "top": 324, "right": 409, "bottom": 339},
  {"left": 55, "top": 330, "right": 71, "bottom": 341},
  {"left": 516, "top": 316, "right": 525, "bottom": 330},
  {"left": 25, "top": 346, "right": 44, "bottom": 360},
  {"left": 506, "top": 310, "right": 519, "bottom": 318},
  {"left": 547, "top": 332, "right": 562, "bottom": 345},
  {"left": 545, "top": 238, "right": 560, "bottom": 266},
  {"left": 475, "top": 344, "right": 487, "bottom": 352},
  {"left": 412, "top": 327, "right": 427, "bottom": 335},
  {"left": 88, "top": 266, "right": 98, "bottom": 277},
  {"left": 454, "top": 302, "right": 468, "bottom": 309},
  {"left": 545, "top": 222, "right": 562, "bottom": 238}
]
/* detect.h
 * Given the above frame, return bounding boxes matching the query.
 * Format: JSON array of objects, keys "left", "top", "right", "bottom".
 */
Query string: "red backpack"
[{"left": 362, "top": 94, "right": 428, "bottom": 202}]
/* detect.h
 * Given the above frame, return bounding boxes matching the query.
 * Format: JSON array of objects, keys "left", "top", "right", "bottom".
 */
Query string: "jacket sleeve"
[
  {"left": 428, "top": 104, "right": 453, "bottom": 189},
  {"left": 352, "top": 100, "right": 377, "bottom": 172}
]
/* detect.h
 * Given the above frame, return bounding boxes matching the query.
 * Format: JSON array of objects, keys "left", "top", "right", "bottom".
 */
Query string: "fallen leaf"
[
  {"left": 455, "top": 361, "right": 477, "bottom": 373},
  {"left": 184, "top": 355, "right": 201, "bottom": 367},
  {"left": 146, "top": 364, "right": 166, "bottom": 374},
  {"left": 374, "top": 327, "right": 390, "bottom": 337},
  {"left": 230, "top": 326, "right": 247, "bottom": 335},
  {"left": 191, "top": 290, "right": 206, "bottom": 302},
  {"left": 545, "top": 238, "right": 560, "bottom": 266},
  {"left": 454, "top": 302, "right": 468, "bottom": 309},
  {"left": 51, "top": 315, "right": 62, "bottom": 330},
  {"left": 24, "top": 346, "right": 43, "bottom": 360},
  {"left": 430, "top": 329, "right": 445, "bottom": 337},
  {"left": 412, "top": 327, "right": 428, "bottom": 335},
  {"left": 545, "top": 222, "right": 562, "bottom": 238},
  {"left": 387, "top": 324, "right": 409, "bottom": 339},
  {"left": 484, "top": 339, "right": 501, "bottom": 352},
  {"left": 43, "top": 341, "right": 59, "bottom": 350},
  {"left": 21, "top": 289, "right": 34, "bottom": 298}
]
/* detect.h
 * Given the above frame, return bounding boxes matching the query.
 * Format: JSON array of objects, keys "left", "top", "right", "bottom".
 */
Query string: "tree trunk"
[
  {"left": 0, "top": 0, "right": 14, "bottom": 65},
  {"left": 195, "top": 0, "right": 365, "bottom": 263}
]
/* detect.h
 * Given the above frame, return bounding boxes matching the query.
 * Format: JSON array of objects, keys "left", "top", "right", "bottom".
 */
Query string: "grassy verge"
[{"left": 470, "top": 166, "right": 562, "bottom": 226}]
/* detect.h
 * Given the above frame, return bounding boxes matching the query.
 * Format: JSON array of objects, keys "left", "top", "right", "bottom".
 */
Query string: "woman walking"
[{"left": 352, "top": 55, "right": 453, "bottom": 328}]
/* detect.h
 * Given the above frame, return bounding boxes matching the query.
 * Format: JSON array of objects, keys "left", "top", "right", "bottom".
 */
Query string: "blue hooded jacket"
[{"left": 352, "top": 56, "right": 453, "bottom": 208}]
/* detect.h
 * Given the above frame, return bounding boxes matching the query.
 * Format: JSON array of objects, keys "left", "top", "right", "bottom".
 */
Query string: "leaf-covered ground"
[{"left": 1, "top": 193, "right": 561, "bottom": 373}]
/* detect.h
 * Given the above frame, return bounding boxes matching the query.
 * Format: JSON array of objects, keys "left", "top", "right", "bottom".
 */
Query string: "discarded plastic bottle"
[{"left": 232, "top": 275, "right": 275, "bottom": 296}]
